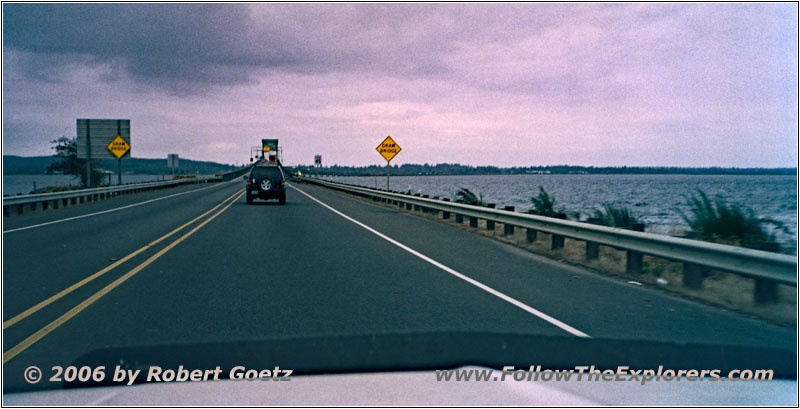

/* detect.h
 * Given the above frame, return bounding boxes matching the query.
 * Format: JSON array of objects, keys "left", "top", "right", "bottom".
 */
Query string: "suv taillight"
[{"left": 281, "top": 180, "right": 286, "bottom": 187}]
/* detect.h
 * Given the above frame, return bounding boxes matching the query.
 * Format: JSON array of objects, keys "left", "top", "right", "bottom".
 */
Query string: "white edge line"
[
  {"left": 289, "top": 183, "right": 590, "bottom": 338},
  {"left": 3, "top": 179, "right": 239, "bottom": 234}
]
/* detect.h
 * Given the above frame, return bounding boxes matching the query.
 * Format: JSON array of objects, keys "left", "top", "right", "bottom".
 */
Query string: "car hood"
[{"left": 4, "top": 331, "right": 796, "bottom": 395}]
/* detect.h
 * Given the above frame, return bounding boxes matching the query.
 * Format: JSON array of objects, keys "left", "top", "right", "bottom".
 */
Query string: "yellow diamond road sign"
[
  {"left": 107, "top": 135, "right": 130, "bottom": 159},
  {"left": 376, "top": 136, "right": 401, "bottom": 163}
]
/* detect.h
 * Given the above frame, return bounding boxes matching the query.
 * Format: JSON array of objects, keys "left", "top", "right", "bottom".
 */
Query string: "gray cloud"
[
  {"left": 4, "top": 4, "right": 462, "bottom": 94},
  {"left": 2, "top": 3, "right": 591, "bottom": 95},
  {"left": 4, "top": 4, "right": 287, "bottom": 93},
  {"left": 2, "top": 3, "right": 796, "bottom": 167}
]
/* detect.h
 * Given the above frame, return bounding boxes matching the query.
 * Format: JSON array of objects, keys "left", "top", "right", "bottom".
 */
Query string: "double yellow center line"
[{"left": 3, "top": 189, "right": 245, "bottom": 364}]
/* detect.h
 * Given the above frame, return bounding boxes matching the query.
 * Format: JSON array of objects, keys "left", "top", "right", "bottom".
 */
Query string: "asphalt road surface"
[{"left": 3, "top": 178, "right": 795, "bottom": 391}]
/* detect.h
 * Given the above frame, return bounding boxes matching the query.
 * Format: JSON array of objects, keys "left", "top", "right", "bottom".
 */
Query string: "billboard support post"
[
  {"left": 77, "top": 119, "right": 131, "bottom": 187},
  {"left": 117, "top": 120, "right": 122, "bottom": 185},
  {"left": 86, "top": 121, "right": 92, "bottom": 187}
]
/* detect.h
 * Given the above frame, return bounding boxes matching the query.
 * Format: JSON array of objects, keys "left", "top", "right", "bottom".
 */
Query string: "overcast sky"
[{"left": 2, "top": 3, "right": 797, "bottom": 167}]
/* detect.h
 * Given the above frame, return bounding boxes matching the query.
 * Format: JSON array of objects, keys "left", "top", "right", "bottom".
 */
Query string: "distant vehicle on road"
[{"left": 245, "top": 165, "right": 286, "bottom": 205}]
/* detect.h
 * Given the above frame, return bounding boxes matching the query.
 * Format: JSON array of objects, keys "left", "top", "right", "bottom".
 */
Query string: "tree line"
[{"left": 296, "top": 163, "right": 795, "bottom": 176}]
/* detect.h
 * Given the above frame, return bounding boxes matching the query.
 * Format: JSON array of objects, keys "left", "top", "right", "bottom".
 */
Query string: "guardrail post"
[
  {"left": 503, "top": 206, "right": 515, "bottom": 235},
  {"left": 682, "top": 263, "right": 708, "bottom": 289},
  {"left": 755, "top": 280, "right": 779, "bottom": 304},
  {"left": 527, "top": 229, "right": 538, "bottom": 242},
  {"left": 431, "top": 197, "right": 439, "bottom": 216},
  {"left": 421, "top": 195, "right": 429, "bottom": 213},
  {"left": 469, "top": 214, "right": 478, "bottom": 228},
  {"left": 551, "top": 213, "right": 567, "bottom": 249},
  {"left": 485, "top": 204, "right": 495, "bottom": 230},
  {"left": 442, "top": 198, "right": 451, "bottom": 219},
  {"left": 586, "top": 242, "right": 599, "bottom": 260},
  {"left": 413, "top": 194, "right": 421, "bottom": 211},
  {"left": 753, "top": 241, "right": 780, "bottom": 303},
  {"left": 455, "top": 212, "right": 464, "bottom": 224},
  {"left": 625, "top": 223, "right": 646, "bottom": 274},
  {"left": 585, "top": 219, "right": 599, "bottom": 259}
]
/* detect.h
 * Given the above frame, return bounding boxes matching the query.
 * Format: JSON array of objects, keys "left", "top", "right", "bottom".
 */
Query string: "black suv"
[{"left": 245, "top": 165, "right": 286, "bottom": 205}]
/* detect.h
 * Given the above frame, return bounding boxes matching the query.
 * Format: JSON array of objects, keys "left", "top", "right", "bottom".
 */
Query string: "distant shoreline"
[
  {"left": 293, "top": 165, "right": 797, "bottom": 177},
  {"left": 2, "top": 172, "right": 212, "bottom": 176},
  {"left": 4, "top": 172, "right": 797, "bottom": 177},
  {"left": 313, "top": 173, "right": 798, "bottom": 177}
]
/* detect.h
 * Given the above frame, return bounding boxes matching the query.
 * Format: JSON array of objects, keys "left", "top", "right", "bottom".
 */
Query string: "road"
[{"left": 3, "top": 178, "right": 795, "bottom": 392}]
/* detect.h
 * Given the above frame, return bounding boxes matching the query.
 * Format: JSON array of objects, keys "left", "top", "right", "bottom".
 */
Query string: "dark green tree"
[{"left": 46, "top": 137, "right": 103, "bottom": 187}]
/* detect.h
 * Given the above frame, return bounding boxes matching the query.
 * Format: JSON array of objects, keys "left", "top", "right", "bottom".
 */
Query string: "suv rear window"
[{"left": 250, "top": 167, "right": 283, "bottom": 179}]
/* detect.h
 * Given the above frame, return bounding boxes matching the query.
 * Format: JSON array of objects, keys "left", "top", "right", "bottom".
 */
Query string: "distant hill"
[{"left": 3, "top": 155, "right": 240, "bottom": 175}]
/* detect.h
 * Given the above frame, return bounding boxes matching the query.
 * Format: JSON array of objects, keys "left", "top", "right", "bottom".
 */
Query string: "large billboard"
[
  {"left": 261, "top": 139, "right": 278, "bottom": 154},
  {"left": 77, "top": 119, "right": 131, "bottom": 159}
]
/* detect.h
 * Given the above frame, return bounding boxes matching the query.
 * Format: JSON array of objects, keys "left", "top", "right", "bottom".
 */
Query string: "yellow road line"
[
  {"left": 3, "top": 190, "right": 244, "bottom": 364},
  {"left": 3, "top": 189, "right": 243, "bottom": 330}
]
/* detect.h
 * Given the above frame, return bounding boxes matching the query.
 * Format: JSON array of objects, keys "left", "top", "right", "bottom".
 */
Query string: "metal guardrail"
[
  {"left": 3, "top": 164, "right": 255, "bottom": 207},
  {"left": 299, "top": 176, "right": 797, "bottom": 288},
  {"left": 4, "top": 179, "right": 192, "bottom": 205},
  {"left": 219, "top": 165, "right": 254, "bottom": 182},
  {"left": 3, "top": 176, "right": 220, "bottom": 216}
]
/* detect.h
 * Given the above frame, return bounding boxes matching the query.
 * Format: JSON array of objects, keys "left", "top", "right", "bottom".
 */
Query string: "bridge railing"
[
  {"left": 3, "top": 164, "right": 254, "bottom": 217},
  {"left": 218, "top": 165, "right": 254, "bottom": 182},
  {"left": 3, "top": 177, "right": 219, "bottom": 216},
  {"left": 299, "top": 176, "right": 796, "bottom": 300}
]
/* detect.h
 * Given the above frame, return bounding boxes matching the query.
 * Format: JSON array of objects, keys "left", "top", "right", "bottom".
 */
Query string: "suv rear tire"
[
  {"left": 246, "top": 193, "right": 253, "bottom": 204},
  {"left": 279, "top": 191, "right": 286, "bottom": 205}
]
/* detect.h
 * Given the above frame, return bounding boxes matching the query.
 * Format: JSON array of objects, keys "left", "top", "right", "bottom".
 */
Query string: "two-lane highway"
[
  {"left": 4, "top": 180, "right": 242, "bottom": 325},
  {"left": 3, "top": 177, "right": 795, "bottom": 392}
]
